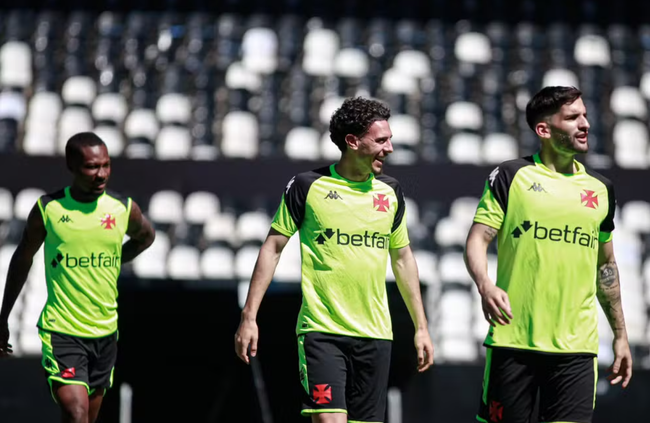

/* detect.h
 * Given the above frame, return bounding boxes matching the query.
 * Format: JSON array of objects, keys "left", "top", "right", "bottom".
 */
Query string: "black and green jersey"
[
  {"left": 271, "top": 164, "right": 410, "bottom": 340},
  {"left": 474, "top": 153, "right": 615, "bottom": 355},
  {"left": 37, "top": 187, "right": 131, "bottom": 337}
]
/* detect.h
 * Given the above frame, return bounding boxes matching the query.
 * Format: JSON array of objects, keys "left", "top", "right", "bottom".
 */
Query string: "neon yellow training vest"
[{"left": 37, "top": 187, "right": 131, "bottom": 337}]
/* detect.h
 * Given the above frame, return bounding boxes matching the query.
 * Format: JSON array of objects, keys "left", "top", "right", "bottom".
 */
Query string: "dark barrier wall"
[
  {"left": 2, "top": 0, "right": 650, "bottom": 26},
  {"left": 1, "top": 279, "right": 648, "bottom": 422},
  {"left": 0, "top": 279, "right": 650, "bottom": 423},
  {"left": 0, "top": 156, "right": 648, "bottom": 205}
]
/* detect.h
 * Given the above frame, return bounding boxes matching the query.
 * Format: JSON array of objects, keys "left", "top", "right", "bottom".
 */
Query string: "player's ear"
[
  {"left": 535, "top": 121, "right": 551, "bottom": 139},
  {"left": 345, "top": 134, "right": 360, "bottom": 151}
]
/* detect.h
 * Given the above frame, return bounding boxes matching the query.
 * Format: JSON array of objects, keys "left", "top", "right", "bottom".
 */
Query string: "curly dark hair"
[
  {"left": 329, "top": 97, "right": 391, "bottom": 152},
  {"left": 526, "top": 86, "right": 582, "bottom": 131}
]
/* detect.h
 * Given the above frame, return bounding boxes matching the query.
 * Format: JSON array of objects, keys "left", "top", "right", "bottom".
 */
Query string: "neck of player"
[
  {"left": 539, "top": 144, "right": 577, "bottom": 174},
  {"left": 335, "top": 154, "right": 371, "bottom": 182},
  {"left": 70, "top": 185, "right": 102, "bottom": 203}
]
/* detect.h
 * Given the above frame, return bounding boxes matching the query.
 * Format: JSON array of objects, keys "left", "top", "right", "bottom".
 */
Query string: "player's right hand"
[
  {"left": 0, "top": 321, "right": 13, "bottom": 358},
  {"left": 234, "top": 318, "right": 258, "bottom": 364},
  {"left": 480, "top": 284, "right": 513, "bottom": 326}
]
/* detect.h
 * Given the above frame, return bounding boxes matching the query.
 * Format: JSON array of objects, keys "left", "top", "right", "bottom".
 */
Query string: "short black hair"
[
  {"left": 65, "top": 132, "right": 106, "bottom": 168},
  {"left": 329, "top": 97, "right": 391, "bottom": 152},
  {"left": 525, "top": 86, "right": 582, "bottom": 131}
]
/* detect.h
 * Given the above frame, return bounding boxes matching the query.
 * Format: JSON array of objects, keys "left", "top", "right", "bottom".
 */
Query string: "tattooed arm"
[
  {"left": 464, "top": 223, "right": 512, "bottom": 326},
  {"left": 597, "top": 240, "right": 632, "bottom": 388}
]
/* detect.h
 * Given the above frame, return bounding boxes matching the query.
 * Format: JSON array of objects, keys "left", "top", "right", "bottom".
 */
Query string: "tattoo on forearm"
[
  {"left": 596, "top": 262, "right": 626, "bottom": 335},
  {"left": 483, "top": 227, "right": 498, "bottom": 243}
]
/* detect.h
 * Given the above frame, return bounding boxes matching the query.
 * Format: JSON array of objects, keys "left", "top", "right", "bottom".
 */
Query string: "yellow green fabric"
[
  {"left": 474, "top": 154, "right": 616, "bottom": 355},
  {"left": 272, "top": 164, "right": 409, "bottom": 341},
  {"left": 38, "top": 187, "right": 131, "bottom": 337},
  {"left": 301, "top": 408, "right": 347, "bottom": 415}
]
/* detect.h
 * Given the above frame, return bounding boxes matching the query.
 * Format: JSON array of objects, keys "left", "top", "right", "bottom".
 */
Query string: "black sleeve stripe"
[
  {"left": 284, "top": 166, "right": 330, "bottom": 229},
  {"left": 487, "top": 156, "right": 534, "bottom": 215},
  {"left": 375, "top": 174, "right": 405, "bottom": 233},
  {"left": 106, "top": 190, "right": 130, "bottom": 210},
  {"left": 584, "top": 167, "right": 616, "bottom": 233},
  {"left": 39, "top": 188, "right": 66, "bottom": 209}
]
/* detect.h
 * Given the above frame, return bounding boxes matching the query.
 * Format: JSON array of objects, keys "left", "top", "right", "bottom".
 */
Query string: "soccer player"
[
  {"left": 0, "top": 132, "right": 155, "bottom": 423},
  {"left": 465, "top": 86, "right": 632, "bottom": 423},
  {"left": 235, "top": 97, "right": 434, "bottom": 423}
]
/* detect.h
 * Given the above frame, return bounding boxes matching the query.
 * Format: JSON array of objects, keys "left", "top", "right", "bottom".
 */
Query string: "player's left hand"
[
  {"left": 608, "top": 337, "right": 632, "bottom": 388},
  {"left": 414, "top": 327, "right": 434, "bottom": 372}
]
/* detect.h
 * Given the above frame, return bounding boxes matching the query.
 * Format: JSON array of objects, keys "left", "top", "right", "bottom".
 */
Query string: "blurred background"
[{"left": 0, "top": 0, "right": 649, "bottom": 421}]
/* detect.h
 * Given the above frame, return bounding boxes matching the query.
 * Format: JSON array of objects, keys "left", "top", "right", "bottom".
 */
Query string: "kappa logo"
[
  {"left": 44, "top": 358, "right": 55, "bottom": 370},
  {"left": 313, "top": 384, "right": 332, "bottom": 405},
  {"left": 528, "top": 182, "right": 547, "bottom": 193},
  {"left": 324, "top": 190, "right": 342, "bottom": 200},
  {"left": 488, "top": 167, "right": 500, "bottom": 187},
  {"left": 285, "top": 176, "right": 296, "bottom": 194},
  {"left": 58, "top": 215, "right": 73, "bottom": 223}
]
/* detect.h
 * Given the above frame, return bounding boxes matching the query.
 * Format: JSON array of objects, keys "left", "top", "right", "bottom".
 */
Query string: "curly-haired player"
[{"left": 235, "top": 97, "right": 434, "bottom": 423}]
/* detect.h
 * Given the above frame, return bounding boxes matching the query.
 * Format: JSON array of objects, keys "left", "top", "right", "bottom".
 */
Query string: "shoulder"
[
  {"left": 583, "top": 166, "right": 614, "bottom": 191},
  {"left": 492, "top": 156, "right": 535, "bottom": 174},
  {"left": 487, "top": 156, "right": 535, "bottom": 187},
  {"left": 39, "top": 188, "right": 66, "bottom": 210},
  {"left": 374, "top": 173, "right": 402, "bottom": 193},
  {"left": 104, "top": 189, "right": 131, "bottom": 211},
  {"left": 284, "top": 166, "right": 331, "bottom": 195}
]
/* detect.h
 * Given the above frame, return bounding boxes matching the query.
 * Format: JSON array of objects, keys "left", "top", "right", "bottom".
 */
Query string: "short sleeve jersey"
[
  {"left": 271, "top": 164, "right": 410, "bottom": 340},
  {"left": 37, "top": 187, "right": 131, "bottom": 337},
  {"left": 473, "top": 154, "right": 615, "bottom": 355}
]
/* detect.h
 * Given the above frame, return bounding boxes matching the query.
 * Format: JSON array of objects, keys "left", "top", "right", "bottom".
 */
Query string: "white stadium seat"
[{"left": 61, "top": 76, "right": 97, "bottom": 106}]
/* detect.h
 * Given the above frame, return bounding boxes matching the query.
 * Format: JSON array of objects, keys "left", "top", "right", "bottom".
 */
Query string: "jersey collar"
[
  {"left": 65, "top": 186, "right": 106, "bottom": 207},
  {"left": 532, "top": 152, "right": 585, "bottom": 176},
  {"left": 330, "top": 163, "right": 375, "bottom": 185}
]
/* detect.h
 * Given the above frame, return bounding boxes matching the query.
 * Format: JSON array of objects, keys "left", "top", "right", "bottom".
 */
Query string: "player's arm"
[
  {"left": 597, "top": 240, "right": 632, "bottom": 388},
  {"left": 0, "top": 204, "right": 46, "bottom": 356},
  {"left": 464, "top": 222, "right": 512, "bottom": 325},
  {"left": 390, "top": 245, "right": 434, "bottom": 372},
  {"left": 121, "top": 200, "right": 155, "bottom": 263},
  {"left": 235, "top": 228, "right": 290, "bottom": 364}
]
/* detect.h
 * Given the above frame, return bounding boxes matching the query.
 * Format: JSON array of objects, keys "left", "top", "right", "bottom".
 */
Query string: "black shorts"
[
  {"left": 477, "top": 347, "right": 597, "bottom": 423},
  {"left": 39, "top": 329, "right": 118, "bottom": 398},
  {"left": 298, "top": 332, "right": 392, "bottom": 422}
]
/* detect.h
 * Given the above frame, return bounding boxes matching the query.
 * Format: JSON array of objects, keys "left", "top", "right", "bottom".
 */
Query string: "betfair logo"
[
  {"left": 58, "top": 215, "right": 73, "bottom": 223},
  {"left": 511, "top": 220, "right": 598, "bottom": 249},
  {"left": 528, "top": 183, "right": 547, "bottom": 193},
  {"left": 324, "top": 191, "right": 342, "bottom": 200},
  {"left": 315, "top": 228, "right": 389, "bottom": 249},
  {"left": 50, "top": 252, "right": 121, "bottom": 269}
]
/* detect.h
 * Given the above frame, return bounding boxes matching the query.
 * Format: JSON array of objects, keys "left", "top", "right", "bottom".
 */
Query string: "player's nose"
[
  {"left": 97, "top": 167, "right": 109, "bottom": 180},
  {"left": 384, "top": 139, "right": 394, "bottom": 154}
]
